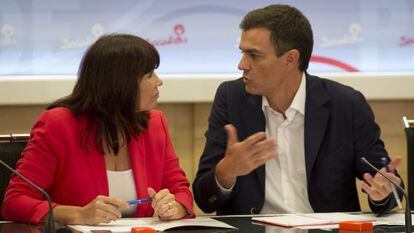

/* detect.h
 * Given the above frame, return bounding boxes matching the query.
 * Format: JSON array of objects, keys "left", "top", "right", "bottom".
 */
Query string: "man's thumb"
[{"left": 225, "top": 124, "right": 239, "bottom": 145}]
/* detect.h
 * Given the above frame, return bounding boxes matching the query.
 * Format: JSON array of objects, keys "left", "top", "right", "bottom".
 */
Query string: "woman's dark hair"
[
  {"left": 48, "top": 34, "right": 160, "bottom": 155},
  {"left": 240, "top": 4, "right": 314, "bottom": 71}
]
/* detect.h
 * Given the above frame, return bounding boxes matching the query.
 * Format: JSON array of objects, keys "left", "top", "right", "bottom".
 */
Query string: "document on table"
[
  {"left": 252, "top": 212, "right": 377, "bottom": 228},
  {"left": 363, "top": 212, "right": 414, "bottom": 226},
  {"left": 69, "top": 216, "right": 236, "bottom": 233}
]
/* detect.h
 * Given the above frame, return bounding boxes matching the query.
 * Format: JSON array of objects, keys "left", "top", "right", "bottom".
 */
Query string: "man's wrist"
[
  {"left": 369, "top": 194, "right": 391, "bottom": 206},
  {"left": 215, "top": 159, "right": 236, "bottom": 189}
]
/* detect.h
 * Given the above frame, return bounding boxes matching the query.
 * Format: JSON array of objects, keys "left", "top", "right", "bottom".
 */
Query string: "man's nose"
[{"left": 238, "top": 54, "right": 250, "bottom": 71}]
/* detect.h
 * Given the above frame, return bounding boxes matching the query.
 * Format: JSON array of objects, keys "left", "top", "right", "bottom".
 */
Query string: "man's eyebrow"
[{"left": 239, "top": 47, "right": 263, "bottom": 54}]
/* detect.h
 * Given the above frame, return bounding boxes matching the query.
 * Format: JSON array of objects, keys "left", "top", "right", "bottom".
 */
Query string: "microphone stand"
[
  {"left": 361, "top": 157, "right": 412, "bottom": 233},
  {"left": 0, "top": 160, "right": 55, "bottom": 233}
]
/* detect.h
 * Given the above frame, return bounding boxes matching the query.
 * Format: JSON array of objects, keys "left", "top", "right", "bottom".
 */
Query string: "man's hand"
[
  {"left": 215, "top": 124, "right": 277, "bottom": 188},
  {"left": 361, "top": 156, "right": 402, "bottom": 202}
]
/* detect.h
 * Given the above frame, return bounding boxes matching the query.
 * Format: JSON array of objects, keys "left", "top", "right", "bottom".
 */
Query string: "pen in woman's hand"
[{"left": 127, "top": 198, "right": 152, "bottom": 205}]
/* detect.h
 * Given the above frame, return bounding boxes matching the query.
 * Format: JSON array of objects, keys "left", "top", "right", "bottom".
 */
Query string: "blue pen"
[
  {"left": 381, "top": 157, "right": 403, "bottom": 209},
  {"left": 127, "top": 197, "right": 152, "bottom": 205}
]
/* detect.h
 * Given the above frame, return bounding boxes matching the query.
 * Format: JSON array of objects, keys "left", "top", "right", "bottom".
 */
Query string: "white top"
[
  {"left": 260, "top": 73, "right": 313, "bottom": 214},
  {"left": 107, "top": 169, "right": 137, "bottom": 217}
]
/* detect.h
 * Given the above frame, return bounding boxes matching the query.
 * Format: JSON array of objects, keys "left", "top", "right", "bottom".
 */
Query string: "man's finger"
[
  {"left": 225, "top": 124, "right": 239, "bottom": 145},
  {"left": 246, "top": 138, "right": 276, "bottom": 155},
  {"left": 364, "top": 173, "right": 391, "bottom": 197},
  {"left": 253, "top": 151, "right": 277, "bottom": 166},
  {"left": 243, "top": 131, "right": 267, "bottom": 147},
  {"left": 386, "top": 173, "right": 402, "bottom": 186},
  {"left": 361, "top": 181, "right": 381, "bottom": 200}
]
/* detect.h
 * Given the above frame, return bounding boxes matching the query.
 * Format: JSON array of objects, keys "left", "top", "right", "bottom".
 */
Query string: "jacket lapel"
[
  {"left": 85, "top": 148, "right": 108, "bottom": 195},
  {"left": 80, "top": 118, "right": 108, "bottom": 196},
  {"left": 304, "top": 74, "right": 330, "bottom": 181},
  {"left": 241, "top": 94, "right": 266, "bottom": 190},
  {"left": 129, "top": 134, "right": 151, "bottom": 216}
]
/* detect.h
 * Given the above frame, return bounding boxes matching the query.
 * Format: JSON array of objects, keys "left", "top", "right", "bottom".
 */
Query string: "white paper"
[
  {"left": 300, "top": 212, "right": 377, "bottom": 223},
  {"left": 69, "top": 216, "right": 236, "bottom": 233},
  {"left": 253, "top": 215, "right": 329, "bottom": 227},
  {"left": 252, "top": 212, "right": 377, "bottom": 228},
  {"left": 362, "top": 213, "right": 414, "bottom": 226}
]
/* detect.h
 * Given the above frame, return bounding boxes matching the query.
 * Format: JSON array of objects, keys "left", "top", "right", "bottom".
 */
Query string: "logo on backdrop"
[
  {"left": 320, "top": 23, "right": 364, "bottom": 48},
  {"left": 0, "top": 24, "right": 17, "bottom": 46},
  {"left": 146, "top": 24, "right": 187, "bottom": 47},
  {"left": 400, "top": 36, "right": 414, "bottom": 46},
  {"left": 61, "top": 24, "right": 105, "bottom": 49}
]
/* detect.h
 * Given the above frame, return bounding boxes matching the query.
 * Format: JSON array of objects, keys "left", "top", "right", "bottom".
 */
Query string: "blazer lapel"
[
  {"left": 304, "top": 74, "right": 330, "bottom": 181},
  {"left": 80, "top": 119, "right": 108, "bottom": 196},
  {"left": 241, "top": 94, "right": 266, "bottom": 190},
  {"left": 85, "top": 149, "right": 108, "bottom": 195},
  {"left": 129, "top": 134, "right": 151, "bottom": 216}
]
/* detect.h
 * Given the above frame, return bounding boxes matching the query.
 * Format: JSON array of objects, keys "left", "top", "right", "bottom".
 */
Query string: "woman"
[{"left": 1, "top": 34, "right": 194, "bottom": 225}]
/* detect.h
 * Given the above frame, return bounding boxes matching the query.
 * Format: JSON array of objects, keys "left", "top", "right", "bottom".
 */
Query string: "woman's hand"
[
  {"left": 53, "top": 195, "right": 127, "bottom": 225},
  {"left": 77, "top": 195, "right": 127, "bottom": 224},
  {"left": 148, "top": 187, "right": 186, "bottom": 220}
]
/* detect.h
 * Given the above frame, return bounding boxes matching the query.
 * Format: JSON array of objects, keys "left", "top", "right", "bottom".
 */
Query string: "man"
[{"left": 193, "top": 4, "right": 403, "bottom": 215}]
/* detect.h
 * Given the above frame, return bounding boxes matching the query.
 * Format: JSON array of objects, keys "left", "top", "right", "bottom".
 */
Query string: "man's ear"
[{"left": 285, "top": 49, "right": 300, "bottom": 71}]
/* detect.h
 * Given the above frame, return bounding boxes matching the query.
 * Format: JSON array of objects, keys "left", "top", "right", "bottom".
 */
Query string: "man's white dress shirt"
[
  {"left": 216, "top": 73, "right": 314, "bottom": 214},
  {"left": 260, "top": 74, "right": 313, "bottom": 214}
]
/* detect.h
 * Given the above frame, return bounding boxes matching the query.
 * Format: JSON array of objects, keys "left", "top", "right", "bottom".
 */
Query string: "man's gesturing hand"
[{"left": 215, "top": 124, "right": 277, "bottom": 188}]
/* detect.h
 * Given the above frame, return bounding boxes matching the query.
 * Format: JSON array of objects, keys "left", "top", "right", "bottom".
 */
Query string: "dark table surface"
[{"left": 0, "top": 216, "right": 408, "bottom": 233}]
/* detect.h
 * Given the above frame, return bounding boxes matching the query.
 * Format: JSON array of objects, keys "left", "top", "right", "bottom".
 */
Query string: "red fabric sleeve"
[
  {"left": 2, "top": 110, "right": 60, "bottom": 224},
  {"left": 158, "top": 113, "right": 195, "bottom": 217}
]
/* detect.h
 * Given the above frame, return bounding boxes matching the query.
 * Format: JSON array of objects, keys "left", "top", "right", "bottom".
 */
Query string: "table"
[{"left": 0, "top": 216, "right": 408, "bottom": 233}]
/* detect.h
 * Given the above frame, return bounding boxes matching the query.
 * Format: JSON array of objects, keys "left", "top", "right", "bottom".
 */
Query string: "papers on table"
[
  {"left": 252, "top": 212, "right": 377, "bottom": 228},
  {"left": 365, "top": 212, "right": 414, "bottom": 226},
  {"left": 69, "top": 216, "right": 236, "bottom": 233}
]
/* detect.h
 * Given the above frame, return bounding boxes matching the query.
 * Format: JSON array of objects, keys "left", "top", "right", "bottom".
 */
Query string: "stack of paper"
[
  {"left": 252, "top": 213, "right": 377, "bottom": 228},
  {"left": 365, "top": 212, "right": 414, "bottom": 226},
  {"left": 70, "top": 217, "right": 236, "bottom": 233}
]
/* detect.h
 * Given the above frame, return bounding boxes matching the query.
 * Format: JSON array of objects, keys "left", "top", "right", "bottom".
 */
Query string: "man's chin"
[{"left": 245, "top": 86, "right": 259, "bottom": 95}]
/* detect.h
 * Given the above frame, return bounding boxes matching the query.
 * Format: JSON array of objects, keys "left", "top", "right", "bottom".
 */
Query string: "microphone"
[
  {"left": 0, "top": 160, "right": 55, "bottom": 233},
  {"left": 361, "top": 157, "right": 412, "bottom": 233}
]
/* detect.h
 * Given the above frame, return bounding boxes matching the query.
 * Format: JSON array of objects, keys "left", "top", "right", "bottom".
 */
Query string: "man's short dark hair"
[{"left": 240, "top": 4, "right": 313, "bottom": 71}]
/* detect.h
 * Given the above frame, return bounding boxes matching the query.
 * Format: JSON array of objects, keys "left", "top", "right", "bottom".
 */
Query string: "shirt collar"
[
  {"left": 290, "top": 72, "right": 306, "bottom": 115},
  {"left": 261, "top": 73, "right": 306, "bottom": 116}
]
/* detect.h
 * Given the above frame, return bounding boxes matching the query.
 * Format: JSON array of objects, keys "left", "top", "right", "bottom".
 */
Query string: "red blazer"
[{"left": 1, "top": 107, "right": 194, "bottom": 224}]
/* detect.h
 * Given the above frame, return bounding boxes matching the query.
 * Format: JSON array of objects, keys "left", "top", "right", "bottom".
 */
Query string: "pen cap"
[{"left": 131, "top": 227, "right": 156, "bottom": 233}]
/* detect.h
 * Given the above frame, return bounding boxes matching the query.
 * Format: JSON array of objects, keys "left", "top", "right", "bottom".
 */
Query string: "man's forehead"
[
  {"left": 239, "top": 33, "right": 274, "bottom": 52},
  {"left": 241, "top": 28, "right": 272, "bottom": 38},
  {"left": 241, "top": 28, "right": 273, "bottom": 43}
]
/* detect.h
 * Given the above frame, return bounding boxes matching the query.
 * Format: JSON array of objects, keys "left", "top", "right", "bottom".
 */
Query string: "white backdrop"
[{"left": 0, "top": 0, "right": 413, "bottom": 103}]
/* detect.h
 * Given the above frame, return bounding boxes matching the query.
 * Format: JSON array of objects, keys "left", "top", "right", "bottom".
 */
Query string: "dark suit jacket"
[{"left": 193, "top": 73, "right": 401, "bottom": 215}]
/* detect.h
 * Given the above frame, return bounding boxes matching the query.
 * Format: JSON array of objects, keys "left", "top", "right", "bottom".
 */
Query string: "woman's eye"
[{"left": 145, "top": 72, "right": 154, "bottom": 79}]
